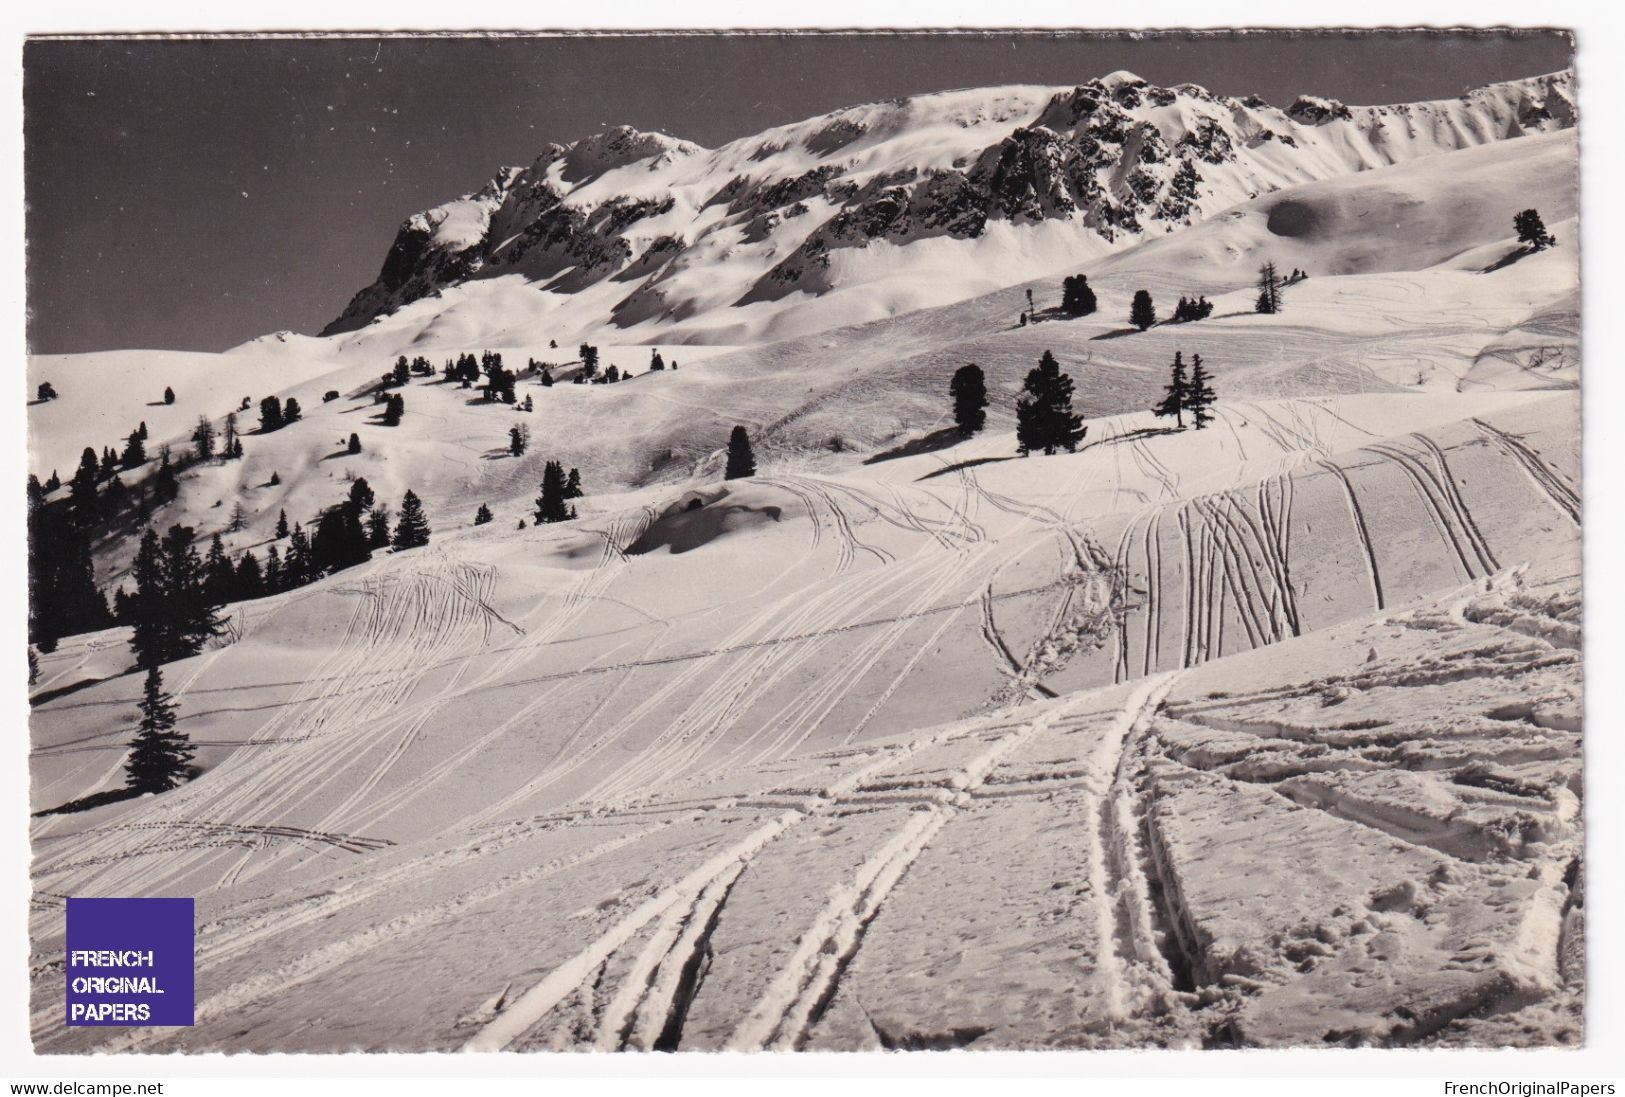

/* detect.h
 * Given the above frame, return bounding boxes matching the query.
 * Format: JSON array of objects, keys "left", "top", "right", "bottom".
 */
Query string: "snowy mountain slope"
[
  {"left": 27, "top": 124, "right": 1579, "bottom": 600},
  {"left": 29, "top": 386, "right": 1580, "bottom": 1050},
  {"left": 314, "top": 70, "right": 1574, "bottom": 353},
  {"left": 25, "top": 64, "right": 1583, "bottom": 1053}
]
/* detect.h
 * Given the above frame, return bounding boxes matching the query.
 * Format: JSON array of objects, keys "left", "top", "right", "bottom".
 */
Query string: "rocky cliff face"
[{"left": 321, "top": 70, "right": 1575, "bottom": 341}]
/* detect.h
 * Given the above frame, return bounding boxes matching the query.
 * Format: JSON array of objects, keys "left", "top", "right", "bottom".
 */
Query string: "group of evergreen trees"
[
  {"left": 947, "top": 352, "right": 1087, "bottom": 456},
  {"left": 258, "top": 394, "right": 302, "bottom": 432},
  {"left": 27, "top": 476, "right": 111, "bottom": 652},
  {"left": 379, "top": 392, "right": 406, "bottom": 426},
  {"left": 535, "top": 462, "right": 584, "bottom": 523},
  {"left": 1171, "top": 296, "right": 1214, "bottom": 322},
  {"left": 1151, "top": 351, "right": 1218, "bottom": 430},
  {"left": 1060, "top": 275, "right": 1098, "bottom": 317}
]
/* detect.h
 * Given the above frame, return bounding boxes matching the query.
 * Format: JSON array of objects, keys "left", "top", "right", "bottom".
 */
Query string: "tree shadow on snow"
[
  {"left": 1482, "top": 246, "right": 1539, "bottom": 274},
  {"left": 864, "top": 427, "right": 966, "bottom": 466},
  {"left": 916, "top": 454, "right": 1017, "bottom": 482},
  {"left": 33, "top": 786, "right": 144, "bottom": 818}
]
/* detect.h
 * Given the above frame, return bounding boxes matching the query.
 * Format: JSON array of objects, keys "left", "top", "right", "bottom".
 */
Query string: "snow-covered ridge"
[{"left": 318, "top": 68, "right": 1572, "bottom": 351}]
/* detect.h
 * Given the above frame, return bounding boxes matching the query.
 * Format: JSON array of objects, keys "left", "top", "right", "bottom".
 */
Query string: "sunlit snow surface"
[{"left": 27, "top": 76, "right": 1580, "bottom": 1051}]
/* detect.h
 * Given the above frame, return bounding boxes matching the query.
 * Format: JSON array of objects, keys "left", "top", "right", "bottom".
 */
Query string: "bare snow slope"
[
  {"left": 311, "top": 69, "right": 1573, "bottom": 353},
  {"left": 29, "top": 384, "right": 1581, "bottom": 1049}
]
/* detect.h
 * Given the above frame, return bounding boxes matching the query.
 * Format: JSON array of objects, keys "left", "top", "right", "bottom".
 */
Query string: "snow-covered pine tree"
[{"left": 124, "top": 665, "right": 193, "bottom": 794}]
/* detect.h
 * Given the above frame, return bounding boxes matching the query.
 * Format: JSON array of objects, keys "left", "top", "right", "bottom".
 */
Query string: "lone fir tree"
[
  {"left": 1015, "top": 351, "right": 1086, "bottom": 456},
  {"left": 1255, "top": 261, "right": 1283, "bottom": 315},
  {"left": 949, "top": 364, "right": 988, "bottom": 436},
  {"left": 1515, "top": 208, "right": 1556, "bottom": 251},
  {"left": 1129, "top": 290, "right": 1156, "bottom": 332},
  {"left": 1153, "top": 351, "right": 1190, "bottom": 429},
  {"left": 725, "top": 426, "right": 756, "bottom": 480},
  {"left": 124, "top": 665, "right": 194, "bottom": 794},
  {"left": 535, "top": 461, "right": 576, "bottom": 524},
  {"left": 1186, "top": 354, "right": 1217, "bottom": 430},
  {"left": 391, "top": 490, "right": 431, "bottom": 549},
  {"left": 474, "top": 503, "right": 493, "bottom": 526}
]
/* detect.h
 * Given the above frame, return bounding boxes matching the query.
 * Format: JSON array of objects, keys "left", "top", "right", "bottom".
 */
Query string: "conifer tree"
[
  {"left": 535, "top": 462, "right": 574, "bottom": 524},
  {"left": 236, "top": 551, "right": 264, "bottom": 599},
  {"left": 228, "top": 502, "right": 247, "bottom": 532},
  {"left": 474, "top": 503, "right": 493, "bottom": 526},
  {"left": 348, "top": 478, "right": 375, "bottom": 515},
  {"left": 1255, "top": 261, "right": 1283, "bottom": 314},
  {"left": 1130, "top": 290, "right": 1156, "bottom": 331},
  {"left": 283, "top": 398, "right": 302, "bottom": 424},
  {"left": 1515, "top": 208, "right": 1556, "bottom": 250},
  {"left": 204, "top": 533, "right": 235, "bottom": 604},
  {"left": 264, "top": 545, "right": 282, "bottom": 592},
  {"left": 36, "top": 382, "right": 57, "bottom": 402},
  {"left": 540, "top": 367, "right": 554, "bottom": 388},
  {"left": 124, "top": 665, "right": 193, "bottom": 794},
  {"left": 163, "top": 386, "right": 175, "bottom": 406},
  {"left": 1015, "top": 351, "right": 1086, "bottom": 456},
  {"left": 127, "top": 525, "right": 222, "bottom": 668},
  {"left": 509, "top": 424, "right": 529, "bottom": 457},
  {"left": 152, "top": 458, "right": 179, "bottom": 505},
  {"left": 275, "top": 509, "right": 289, "bottom": 539},
  {"left": 392, "top": 490, "right": 431, "bottom": 549},
  {"left": 347, "top": 433, "right": 361, "bottom": 455},
  {"left": 565, "top": 468, "right": 582, "bottom": 500},
  {"left": 1153, "top": 351, "right": 1190, "bottom": 429},
  {"left": 100, "top": 447, "right": 120, "bottom": 480},
  {"left": 259, "top": 395, "right": 283, "bottom": 432},
  {"left": 725, "top": 426, "right": 756, "bottom": 480},
  {"left": 121, "top": 430, "right": 147, "bottom": 470},
  {"left": 950, "top": 364, "right": 989, "bottom": 435},
  {"left": 366, "top": 506, "right": 391, "bottom": 549},
  {"left": 1186, "top": 354, "right": 1217, "bottom": 430},
  {"left": 192, "top": 416, "right": 216, "bottom": 461},
  {"left": 286, "top": 523, "right": 312, "bottom": 586},
  {"left": 28, "top": 645, "right": 39, "bottom": 687},
  {"left": 70, "top": 447, "right": 100, "bottom": 514},
  {"left": 223, "top": 413, "right": 240, "bottom": 461}
]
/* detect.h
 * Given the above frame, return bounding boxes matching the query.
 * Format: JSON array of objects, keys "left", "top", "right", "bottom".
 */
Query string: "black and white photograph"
[{"left": 16, "top": 23, "right": 1598, "bottom": 1067}]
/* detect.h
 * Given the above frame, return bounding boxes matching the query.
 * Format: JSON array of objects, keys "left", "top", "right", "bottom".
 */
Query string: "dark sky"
[{"left": 24, "top": 30, "right": 1573, "bottom": 354}]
